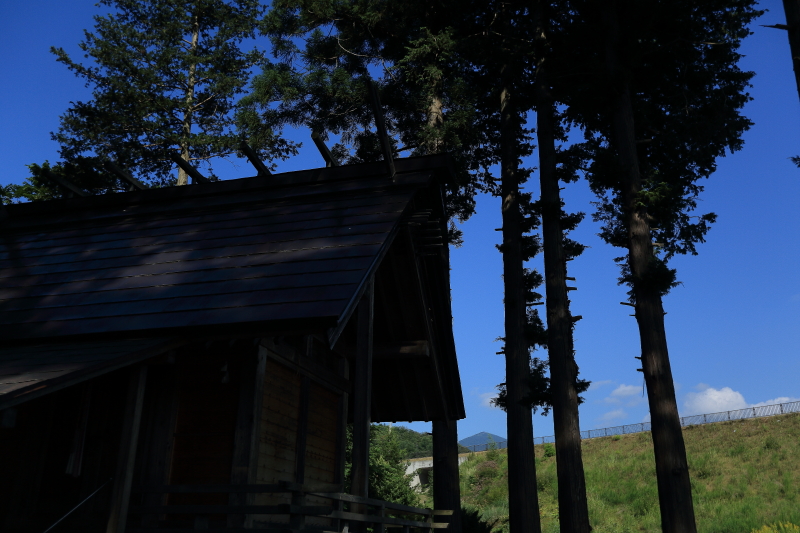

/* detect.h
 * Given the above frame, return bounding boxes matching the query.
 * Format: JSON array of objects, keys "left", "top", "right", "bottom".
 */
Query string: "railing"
[
  {"left": 127, "top": 480, "right": 452, "bottom": 532},
  {"left": 461, "top": 400, "right": 800, "bottom": 452}
]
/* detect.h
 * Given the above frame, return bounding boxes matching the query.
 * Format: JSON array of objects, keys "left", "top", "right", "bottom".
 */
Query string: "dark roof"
[
  {"left": 0, "top": 337, "right": 181, "bottom": 410},
  {"left": 0, "top": 157, "right": 448, "bottom": 343},
  {"left": 0, "top": 154, "right": 464, "bottom": 420}
]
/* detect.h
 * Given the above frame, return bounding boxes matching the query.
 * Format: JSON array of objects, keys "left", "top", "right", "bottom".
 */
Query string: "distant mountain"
[{"left": 458, "top": 432, "right": 508, "bottom": 448}]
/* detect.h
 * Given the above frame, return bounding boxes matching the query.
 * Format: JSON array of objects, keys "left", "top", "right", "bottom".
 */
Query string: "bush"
[{"left": 543, "top": 443, "right": 556, "bottom": 458}]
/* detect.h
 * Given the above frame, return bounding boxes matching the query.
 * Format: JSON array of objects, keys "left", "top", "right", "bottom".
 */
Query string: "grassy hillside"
[{"left": 458, "top": 412, "right": 800, "bottom": 533}]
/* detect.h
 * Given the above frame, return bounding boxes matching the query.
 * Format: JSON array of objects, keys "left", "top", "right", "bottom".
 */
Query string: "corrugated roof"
[{"left": 0, "top": 159, "right": 441, "bottom": 342}]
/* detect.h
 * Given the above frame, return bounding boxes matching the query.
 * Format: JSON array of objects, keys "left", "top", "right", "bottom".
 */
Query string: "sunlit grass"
[{"left": 459, "top": 412, "right": 800, "bottom": 533}]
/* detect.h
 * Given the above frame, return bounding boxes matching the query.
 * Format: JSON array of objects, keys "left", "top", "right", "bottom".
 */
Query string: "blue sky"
[{"left": 1, "top": 0, "right": 798, "bottom": 442}]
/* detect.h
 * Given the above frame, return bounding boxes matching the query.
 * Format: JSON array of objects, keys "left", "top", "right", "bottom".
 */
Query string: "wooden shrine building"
[{"left": 0, "top": 154, "right": 465, "bottom": 533}]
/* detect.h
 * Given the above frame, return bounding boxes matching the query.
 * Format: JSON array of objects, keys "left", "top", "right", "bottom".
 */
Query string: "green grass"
[{"left": 458, "top": 412, "right": 800, "bottom": 533}]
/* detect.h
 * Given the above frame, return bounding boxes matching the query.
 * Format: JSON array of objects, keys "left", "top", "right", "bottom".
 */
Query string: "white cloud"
[
  {"left": 602, "top": 383, "right": 645, "bottom": 407},
  {"left": 589, "top": 380, "right": 613, "bottom": 391},
  {"left": 611, "top": 384, "right": 640, "bottom": 398},
  {"left": 599, "top": 409, "right": 627, "bottom": 423},
  {"left": 751, "top": 396, "right": 800, "bottom": 408},
  {"left": 642, "top": 413, "right": 651, "bottom": 423},
  {"left": 684, "top": 385, "right": 800, "bottom": 416},
  {"left": 684, "top": 386, "right": 747, "bottom": 415},
  {"left": 479, "top": 392, "right": 498, "bottom": 409}
]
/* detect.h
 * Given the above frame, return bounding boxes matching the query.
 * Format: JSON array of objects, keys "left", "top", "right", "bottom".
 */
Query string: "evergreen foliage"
[
  {"left": 27, "top": 0, "right": 295, "bottom": 197},
  {"left": 562, "top": 0, "right": 762, "bottom": 295},
  {"left": 492, "top": 357, "right": 590, "bottom": 415},
  {"left": 344, "top": 424, "right": 420, "bottom": 507}
]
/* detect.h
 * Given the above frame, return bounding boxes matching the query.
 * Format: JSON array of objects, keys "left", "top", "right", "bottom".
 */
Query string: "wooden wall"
[
  {"left": 0, "top": 371, "right": 127, "bottom": 533},
  {"left": 305, "top": 382, "right": 338, "bottom": 486},
  {"left": 254, "top": 336, "right": 347, "bottom": 526}
]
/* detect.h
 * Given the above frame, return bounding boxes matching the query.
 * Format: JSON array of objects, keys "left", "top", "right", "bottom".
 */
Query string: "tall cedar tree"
[
  {"left": 488, "top": 3, "right": 592, "bottom": 530},
  {"left": 532, "top": 1, "right": 591, "bottom": 530},
  {"left": 35, "top": 0, "right": 293, "bottom": 194},
  {"left": 560, "top": 1, "right": 761, "bottom": 530},
  {"left": 493, "top": 5, "right": 543, "bottom": 532},
  {"left": 777, "top": 0, "right": 800, "bottom": 105}
]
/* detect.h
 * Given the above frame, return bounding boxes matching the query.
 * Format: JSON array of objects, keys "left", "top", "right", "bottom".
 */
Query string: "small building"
[{"left": 0, "top": 155, "right": 465, "bottom": 532}]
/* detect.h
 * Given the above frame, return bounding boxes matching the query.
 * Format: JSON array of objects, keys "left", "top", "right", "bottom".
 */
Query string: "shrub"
[{"left": 543, "top": 443, "right": 556, "bottom": 458}]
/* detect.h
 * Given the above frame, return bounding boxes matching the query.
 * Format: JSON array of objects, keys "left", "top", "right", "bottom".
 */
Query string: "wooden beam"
[
  {"left": 432, "top": 420, "right": 462, "bottom": 533},
  {"left": 168, "top": 153, "right": 209, "bottom": 184},
  {"left": 327, "top": 208, "right": 407, "bottom": 349},
  {"left": 373, "top": 341, "right": 430, "bottom": 359},
  {"left": 239, "top": 140, "right": 272, "bottom": 176},
  {"left": 409, "top": 362, "right": 430, "bottom": 422},
  {"left": 66, "top": 384, "right": 92, "bottom": 477},
  {"left": 228, "top": 346, "right": 268, "bottom": 528},
  {"left": 334, "top": 357, "right": 350, "bottom": 486},
  {"left": 406, "top": 231, "right": 451, "bottom": 423},
  {"left": 136, "top": 364, "right": 180, "bottom": 528},
  {"left": 367, "top": 80, "right": 396, "bottom": 180},
  {"left": 311, "top": 131, "right": 340, "bottom": 167},
  {"left": 106, "top": 366, "right": 148, "bottom": 533},
  {"left": 104, "top": 160, "right": 146, "bottom": 191},
  {"left": 391, "top": 360, "right": 414, "bottom": 423},
  {"left": 350, "top": 281, "right": 374, "bottom": 500},
  {"left": 41, "top": 168, "right": 89, "bottom": 197},
  {"left": 294, "top": 375, "right": 311, "bottom": 484},
  {"left": 260, "top": 338, "right": 350, "bottom": 394}
]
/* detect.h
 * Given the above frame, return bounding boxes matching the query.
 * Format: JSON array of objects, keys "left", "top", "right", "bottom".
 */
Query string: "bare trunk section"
[
  {"left": 178, "top": 17, "right": 199, "bottom": 186},
  {"left": 500, "top": 81, "right": 542, "bottom": 533},
  {"left": 604, "top": 6, "right": 697, "bottom": 532},
  {"left": 783, "top": 0, "right": 800, "bottom": 103},
  {"left": 427, "top": 94, "right": 444, "bottom": 153},
  {"left": 535, "top": 76, "right": 591, "bottom": 533}
]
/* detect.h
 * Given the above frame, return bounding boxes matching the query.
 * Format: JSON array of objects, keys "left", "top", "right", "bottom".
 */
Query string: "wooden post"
[
  {"left": 228, "top": 347, "right": 268, "bottom": 528},
  {"left": 137, "top": 364, "right": 180, "bottom": 528},
  {"left": 106, "top": 366, "right": 147, "bottom": 533},
  {"left": 351, "top": 281, "right": 374, "bottom": 529},
  {"left": 294, "top": 375, "right": 311, "bottom": 485},
  {"left": 432, "top": 419, "right": 462, "bottom": 533},
  {"left": 334, "top": 357, "right": 350, "bottom": 533}
]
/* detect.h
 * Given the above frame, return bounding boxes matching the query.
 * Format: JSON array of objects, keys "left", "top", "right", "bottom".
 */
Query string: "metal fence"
[{"left": 462, "top": 400, "right": 800, "bottom": 452}]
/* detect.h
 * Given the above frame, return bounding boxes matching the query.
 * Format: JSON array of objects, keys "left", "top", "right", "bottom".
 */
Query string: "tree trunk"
[
  {"left": 604, "top": 6, "right": 697, "bottom": 532},
  {"left": 500, "top": 80, "right": 542, "bottom": 533},
  {"left": 535, "top": 74, "right": 591, "bottom": 533},
  {"left": 427, "top": 93, "right": 444, "bottom": 153},
  {"left": 178, "top": 16, "right": 199, "bottom": 186},
  {"left": 783, "top": 0, "right": 800, "bottom": 103}
]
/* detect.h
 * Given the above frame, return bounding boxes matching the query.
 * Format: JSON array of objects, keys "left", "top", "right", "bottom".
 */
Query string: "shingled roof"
[
  {"left": 0, "top": 155, "right": 465, "bottom": 421},
  {"left": 0, "top": 156, "right": 450, "bottom": 343}
]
